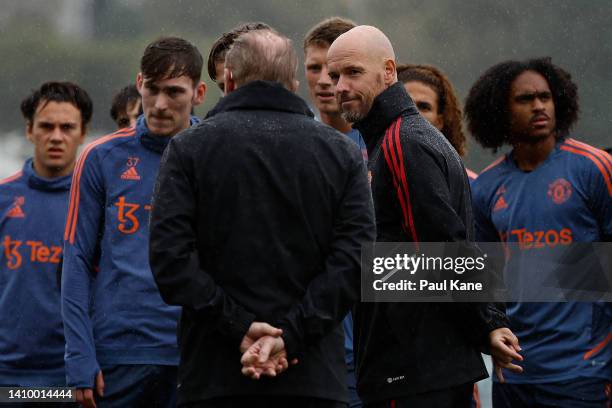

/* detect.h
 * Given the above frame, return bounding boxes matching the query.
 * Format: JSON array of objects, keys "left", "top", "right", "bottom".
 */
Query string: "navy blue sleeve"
[
  {"left": 472, "top": 179, "right": 500, "bottom": 242},
  {"left": 585, "top": 151, "right": 612, "bottom": 239},
  {"left": 61, "top": 148, "right": 105, "bottom": 388}
]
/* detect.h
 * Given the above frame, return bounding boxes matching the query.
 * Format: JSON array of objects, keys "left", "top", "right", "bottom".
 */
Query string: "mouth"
[
  {"left": 150, "top": 115, "right": 172, "bottom": 122},
  {"left": 530, "top": 115, "right": 549, "bottom": 126},
  {"left": 47, "top": 148, "right": 64, "bottom": 158},
  {"left": 316, "top": 92, "right": 335, "bottom": 101},
  {"left": 341, "top": 98, "right": 359, "bottom": 108}
]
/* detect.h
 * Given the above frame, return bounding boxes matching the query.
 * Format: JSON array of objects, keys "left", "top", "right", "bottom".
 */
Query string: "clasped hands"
[{"left": 239, "top": 322, "right": 298, "bottom": 380}]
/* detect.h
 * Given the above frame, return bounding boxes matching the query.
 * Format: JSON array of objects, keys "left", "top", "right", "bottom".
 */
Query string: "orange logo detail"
[
  {"left": 510, "top": 228, "right": 573, "bottom": 249},
  {"left": 6, "top": 196, "right": 25, "bottom": 218},
  {"left": 114, "top": 196, "right": 140, "bottom": 234},
  {"left": 493, "top": 195, "right": 508, "bottom": 212},
  {"left": 121, "top": 157, "right": 141, "bottom": 180},
  {"left": 547, "top": 178, "right": 572, "bottom": 204},
  {"left": 2, "top": 235, "right": 22, "bottom": 269},
  {"left": 2, "top": 235, "right": 62, "bottom": 269}
]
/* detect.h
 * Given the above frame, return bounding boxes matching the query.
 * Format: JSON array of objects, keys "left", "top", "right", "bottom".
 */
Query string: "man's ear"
[
  {"left": 25, "top": 121, "right": 33, "bottom": 143},
  {"left": 224, "top": 68, "right": 236, "bottom": 95},
  {"left": 78, "top": 123, "right": 87, "bottom": 146},
  {"left": 136, "top": 72, "right": 144, "bottom": 95},
  {"left": 290, "top": 79, "right": 300, "bottom": 93},
  {"left": 193, "top": 81, "right": 207, "bottom": 106},
  {"left": 383, "top": 59, "right": 397, "bottom": 86}
]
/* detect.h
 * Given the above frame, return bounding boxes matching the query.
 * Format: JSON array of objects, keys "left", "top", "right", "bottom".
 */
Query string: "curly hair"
[
  {"left": 397, "top": 64, "right": 466, "bottom": 157},
  {"left": 464, "top": 57, "right": 579, "bottom": 151}
]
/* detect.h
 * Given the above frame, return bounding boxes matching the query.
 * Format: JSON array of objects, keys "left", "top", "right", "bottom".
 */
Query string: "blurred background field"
[{"left": 1, "top": 0, "right": 610, "bottom": 177}]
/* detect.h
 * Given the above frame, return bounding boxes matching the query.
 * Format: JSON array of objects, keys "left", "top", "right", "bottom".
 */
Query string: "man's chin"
[
  {"left": 148, "top": 125, "right": 175, "bottom": 137},
  {"left": 341, "top": 110, "right": 364, "bottom": 123},
  {"left": 318, "top": 105, "right": 341, "bottom": 116}
]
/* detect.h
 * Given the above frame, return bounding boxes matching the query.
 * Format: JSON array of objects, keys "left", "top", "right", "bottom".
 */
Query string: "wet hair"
[
  {"left": 21, "top": 81, "right": 93, "bottom": 129},
  {"left": 141, "top": 36, "right": 203, "bottom": 84},
  {"left": 207, "top": 22, "right": 273, "bottom": 81},
  {"left": 303, "top": 17, "right": 356, "bottom": 51},
  {"left": 225, "top": 30, "right": 297, "bottom": 91},
  {"left": 110, "top": 85, "right": 142, "bottom": 123},
  {"left": 465, "top": 57, "right": 579, "bottom": 151},
  {"left": 397, "top": 64, "right": 466, "bottom": 157}
]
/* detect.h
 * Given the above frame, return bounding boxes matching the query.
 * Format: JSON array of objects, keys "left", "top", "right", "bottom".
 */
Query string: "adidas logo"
[
  {"left": 7, "top": 196, "right": 25, "bottom": 218},
  {"left": 493, "top": 195, "right": 508, "bottom": 212},
  {"left": 121, "top": 166, "right": 141, "bottom": 181}
]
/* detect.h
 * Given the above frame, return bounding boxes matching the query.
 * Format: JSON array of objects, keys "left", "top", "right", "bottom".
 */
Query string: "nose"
[
  {"left": 533, "top": 97, "right": 545, "bottom": 111},
  {"left": 318, "top": 65, "right": 332, "bottom": 87},
  {"left": 50, "top": 127, "right": 63, "bottom": 142},
  {"left": 335, "top": 75, "right": 349, "bottom": 94},
  {"left": 154, "top": 93, "right": 169, "bottom": 111}
]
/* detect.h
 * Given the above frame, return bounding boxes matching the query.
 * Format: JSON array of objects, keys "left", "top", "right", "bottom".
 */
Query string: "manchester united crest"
[{"left": 547, "top": 178, "right": 572, "bottom": 204}]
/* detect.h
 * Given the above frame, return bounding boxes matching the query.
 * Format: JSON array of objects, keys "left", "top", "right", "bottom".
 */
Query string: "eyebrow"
[{"left": 514, "top": 91, "right": 552, "bottom": 99}]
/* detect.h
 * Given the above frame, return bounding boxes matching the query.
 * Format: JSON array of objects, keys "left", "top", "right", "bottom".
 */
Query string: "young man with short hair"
[
  {"left": 0, "top": 82, "right": 92, "bottom": 392},
  {"left": 61, "top": 36, "right": 206, "bottom": 408}
]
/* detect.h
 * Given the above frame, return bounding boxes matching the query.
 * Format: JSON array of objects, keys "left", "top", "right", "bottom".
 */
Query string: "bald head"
[
  {"left": 329, "top": 25, "right": 396, "bottom": 66},
  {"left": 327, "top": 25, "right": 397, "bottom": 122},
  {"left": 224, "top": 30, "right": 298, "bottom": 93}
]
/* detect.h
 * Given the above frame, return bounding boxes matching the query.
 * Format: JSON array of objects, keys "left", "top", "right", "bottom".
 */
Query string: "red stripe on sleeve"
[
  {"left": 64, "top": 129, "right": 136, "bottom": 243},
  {"left": 391, "top": 117, "right": 419, "bottom": 246},
  {"left": 560, "top": 144, "right": 612, "bottom": 197}
]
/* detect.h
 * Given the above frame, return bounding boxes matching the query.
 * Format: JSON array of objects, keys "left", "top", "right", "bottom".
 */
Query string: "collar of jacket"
[
  {"left": 206, "top": 80, "right": 314, "bottom": 119},
  {"left": 23, "top": 157, "right": 72, "bottom": 192},
  {"left": 353, "top": 81, "right": 419, "bottom": 148},
  {"left": 136, "top": 114, "right": 201, "bottom": 154}
]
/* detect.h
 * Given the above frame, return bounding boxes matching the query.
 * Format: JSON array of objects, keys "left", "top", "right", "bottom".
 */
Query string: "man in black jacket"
[
  {"left": 327, "top": 26, "right": 522, "bottom": 408},
  {"left": 150, "top": 29, "right": 375, "bottom": 408}
]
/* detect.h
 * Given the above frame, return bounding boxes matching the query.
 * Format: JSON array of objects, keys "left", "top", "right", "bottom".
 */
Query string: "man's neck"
[
  {"left": 33, "top": 160, "right": 72, "bottom": 179},
  {"left": 320, "top": 111, "right": 352, "bottom": 133},
  {"left": 512, "top": 133, "right": 557, "bottom": 172}
]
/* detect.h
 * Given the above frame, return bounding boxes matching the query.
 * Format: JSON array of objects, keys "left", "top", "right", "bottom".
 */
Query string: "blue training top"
[
  {"left": 61, "top": 116, "right": 199, "bottom": 388},
  {"left": 472, "top": 138, "right": 612, "bottom": 383},
  {"left": 0, "top": 159, "right": 72, "bottom": 386}
]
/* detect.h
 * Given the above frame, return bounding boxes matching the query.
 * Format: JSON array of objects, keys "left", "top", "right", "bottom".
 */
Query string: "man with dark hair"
[
  {"left": 62, "top": 36, "right": 206, "bottom": 408},
  {"left": 303, "top": 16, "right": 364, "bottom": 408},
  {"left": 0, "top": 82, "right": 91, "bottom": 394},
  {"left": 466, "top": 58, "right": 611, "bottom": 407},
  {"left": 207, "top": 22, "right": 273, "bottom": 92},
  {"left": 327, "top": 26, "right": 521, "bottom": 408},
  {"left": 109, "top": 85, "right": 142, "bottom": 129},
  {"left": 150, "top": 29, "right": 375, "bottom": 408}
]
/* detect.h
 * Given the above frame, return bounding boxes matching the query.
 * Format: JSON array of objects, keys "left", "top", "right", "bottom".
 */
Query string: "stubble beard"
[{"left": 341, "top": 110, "right": 365, "bottom": 123}]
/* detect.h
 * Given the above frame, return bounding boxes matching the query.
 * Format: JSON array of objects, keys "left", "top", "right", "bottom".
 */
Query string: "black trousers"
[
  {"left": 182, "top": 396, "right": 347, "bottom": 408},
  {"left": 363, "top": 383, "right": 473, "bottom": 408}
]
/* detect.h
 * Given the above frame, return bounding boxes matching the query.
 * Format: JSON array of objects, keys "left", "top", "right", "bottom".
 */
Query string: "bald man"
[{"left": 327, "top": 26, "right": 521, "bottom": 407}]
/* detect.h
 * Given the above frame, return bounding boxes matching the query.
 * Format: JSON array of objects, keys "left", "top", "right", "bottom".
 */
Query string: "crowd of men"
[{"left": 0, "top": 16, "right": 609, "bottom": 408}]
